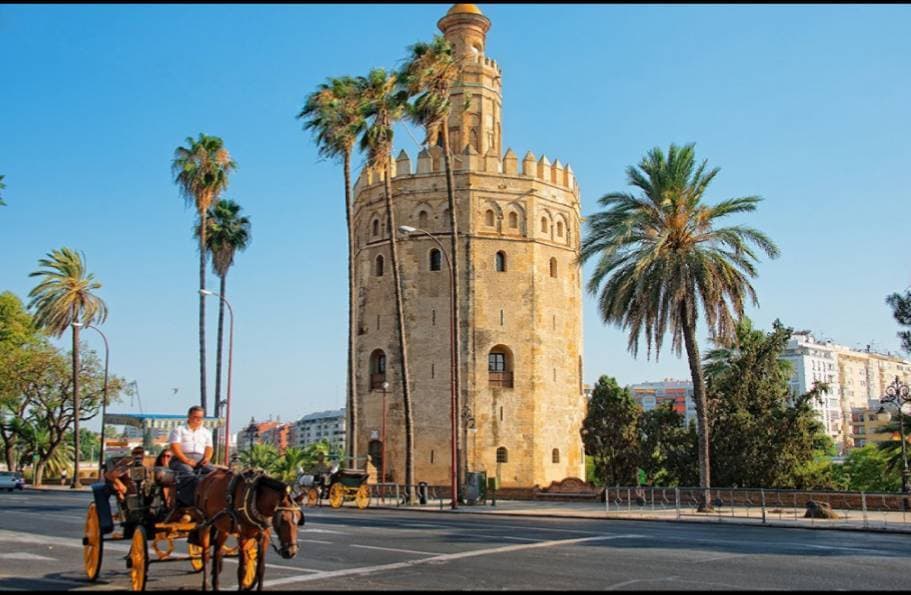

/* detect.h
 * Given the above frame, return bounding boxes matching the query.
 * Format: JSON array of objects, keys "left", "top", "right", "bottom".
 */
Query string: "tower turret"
[{"left": 438, "top": 4, "right": 502, "bottom": 156}]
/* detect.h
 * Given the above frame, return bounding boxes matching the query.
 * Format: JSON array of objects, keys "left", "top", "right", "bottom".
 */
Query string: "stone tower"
[{"left": 352, "top": 3, "right": 585, "bottom": 489}]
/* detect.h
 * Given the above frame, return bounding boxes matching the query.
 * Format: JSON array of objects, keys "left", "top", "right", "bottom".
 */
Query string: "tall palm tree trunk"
[
  {"left": 344, "top": 152, "right": 358, "bottom": 469},
  {"left": 440, "top": 124, "right": 463, "bottom": 489},
  {"left": 383, "top": 156, "right": 415, "bottom": 502},
  {"left": 199, "top": 211, "right": 208, "bottom": 413},
  {"left": 71, "top": 316, "right": 80, "bottom": 488},
  {"left": 680, "top": 301, "right": 712, "bottom": 511}
]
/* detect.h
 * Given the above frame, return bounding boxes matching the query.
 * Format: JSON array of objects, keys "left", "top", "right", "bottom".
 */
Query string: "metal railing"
[{"left": 602, "top": 486, "right": 910, "bottom": 531}]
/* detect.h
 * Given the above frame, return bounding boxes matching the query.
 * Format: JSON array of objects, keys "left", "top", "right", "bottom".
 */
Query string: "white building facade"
[{"left": 292, "top": 408, "right": 346, "bottom": 454}]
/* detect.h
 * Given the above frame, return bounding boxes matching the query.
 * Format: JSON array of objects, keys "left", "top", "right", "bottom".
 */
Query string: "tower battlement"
[{"left": 354, "top": 147, "right": 578, "bottom": 198}]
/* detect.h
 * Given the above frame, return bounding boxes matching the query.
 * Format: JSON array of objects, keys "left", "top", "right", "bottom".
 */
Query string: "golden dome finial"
[{"left": 447, "top": 4, "right": 483, "bottom": 16}]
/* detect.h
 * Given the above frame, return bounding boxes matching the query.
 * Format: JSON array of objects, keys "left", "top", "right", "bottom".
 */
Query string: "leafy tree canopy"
[{"left": 581, "top": 375, "right": 641, "bottom": 486}]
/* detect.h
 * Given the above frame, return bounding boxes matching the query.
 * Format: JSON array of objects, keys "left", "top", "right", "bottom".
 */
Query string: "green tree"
[
  {"left": 172, "top": 133, "right": 237, "bottom": 414},
  {"left": 0, "top": 174, "right": 6, "bottom": 207},
  {"left": 400, "top": 36, "right": 466, "bottom": 480},
  {"left": 239, "top": 443, "right": 280, "bottom": 474},
  {"left": 580, "top": 144, "right": 780, "bottom": 509},
  {"left": 885, "top": 290, "right": 911, "bottom": 354},
  {"left": 359, "top": 68, "right": 416, "bottom": 501},
  {"left": 28, "top": 248, "right": 109, "bottom": 486},
  {"left": 704, "top": 318, "right": 828, "bottom": 488},
  {"left": 581, "top": 376, "right": 641, "bottom": 486},
  {"left": 272, "top": 446, "right": 308, "bottom": 483},
  {"left": 638, "top": 403, "right": 699, "bottom": 486},
  {"left": 834, "top": 444, "right": 901, "bottom": 493},
  {"left": 298, "top": 76, "right": 367, "bottom": 468},
  {"left": 876, "top": 412, "right": 911, "bottom": 475},
  {"left": 195, "top": 199, "right": 251, "bottom": 422}
]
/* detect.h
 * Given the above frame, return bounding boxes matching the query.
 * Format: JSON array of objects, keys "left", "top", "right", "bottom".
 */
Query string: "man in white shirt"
[{"left": 168, "top": 405, "right": 216, "bottom": 506}]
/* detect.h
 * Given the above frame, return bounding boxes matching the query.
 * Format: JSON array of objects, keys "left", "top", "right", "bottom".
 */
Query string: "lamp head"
[
  {"left": 382, "top": 382, "right": 390, "bottom": 391},
  {"left": 200, "top": 289, "right": 214, "bottom": 296},
  {"left": 399, "top": 225, "right": 417, "bottom": 235},
  {"left": 71, "top": 322, "right": 84, "bottom": 328}
]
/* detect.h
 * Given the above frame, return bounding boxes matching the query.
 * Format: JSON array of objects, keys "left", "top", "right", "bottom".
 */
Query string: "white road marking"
[
  {"left": 605, "top": 577, "right": 679, "bottom": 590},
  {"left": 500, "top": 535, "right": 541, "bottom": 542},
  {"left": 300, "top": 539, "right": 334, "bottom": 545},
  {"left": 350, "top": 544, "right": 444, "bottom": 556},
  {"left": 262, "top": 533, "right": 644, "bottom": 588},
  {"left": 300, "top": 527, "right": 346, "bottom": 534},
  {"left": 0, "top": 552, "right": 57, "bottom": 561}
]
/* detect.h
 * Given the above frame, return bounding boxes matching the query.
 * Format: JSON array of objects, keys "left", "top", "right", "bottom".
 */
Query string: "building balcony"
[{"left": 488, "top": 371, "right": 514, "bottom": 388}]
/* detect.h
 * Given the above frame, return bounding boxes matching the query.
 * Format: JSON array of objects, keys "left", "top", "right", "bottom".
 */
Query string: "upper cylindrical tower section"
[
  {"left": 437, "top": 4, "right": 503, "bottom": 157},
  {"left": 437, "top": 4, "right": 490, "bottom": 58}
]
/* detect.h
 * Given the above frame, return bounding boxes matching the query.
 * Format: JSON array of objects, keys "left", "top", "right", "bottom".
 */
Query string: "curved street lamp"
[
  {"left": 881, "top": 375, "right": 911, "bottom": 499},
  {"left": 73, "top": 322, "right": 109, "bottom": 481},
  {"left": 200, "top": 289, "right": 234, "bottom": 465},
  {"left": 398, "top": 225, "right": 458, "bottom": 509}
]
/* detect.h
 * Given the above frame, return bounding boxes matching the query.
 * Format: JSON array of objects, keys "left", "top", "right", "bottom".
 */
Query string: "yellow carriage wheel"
[
  {"left": 355, "top": 484, "right": 370, "bottom": 509},
  {"left": 238, "top": 538, "right": 259, "bottom": 590},
  {"left": 306, "top": 487, "right": 320, "bottom": 507},
  {"left": 152, "top": 532, "right": 174, "bottom": 560},
  {"left": 329, "top": 482, "right": 345, "bottom": 508},
  {"left": 82, "top": 502, "right": 103, "bottom": 581},
  {"left": 128, "top": 526, "right": 148, "bottom": 592}
]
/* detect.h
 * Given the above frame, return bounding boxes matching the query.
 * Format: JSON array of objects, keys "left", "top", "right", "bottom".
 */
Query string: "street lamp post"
[
  {"left": 200, "top": 289, "right": 234, "bottom": 465},
  {"left": 881, "top": 375, "right": 911, "bottom": 503},
  {"left": 73, "top": 322, "right": 109, "bottom": 481},
  {"left": 399, "top": 225, "right": 458, "bottom": 509}
]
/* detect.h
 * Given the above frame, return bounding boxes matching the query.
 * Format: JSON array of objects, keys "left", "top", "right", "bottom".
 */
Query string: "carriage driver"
[{"left": 168, "top": 405, "right": 217, "bottom": 506}]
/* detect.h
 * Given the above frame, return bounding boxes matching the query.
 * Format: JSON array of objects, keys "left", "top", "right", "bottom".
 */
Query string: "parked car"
[{"left": 0, "top": 471, "right": 23, "bottom": 492}]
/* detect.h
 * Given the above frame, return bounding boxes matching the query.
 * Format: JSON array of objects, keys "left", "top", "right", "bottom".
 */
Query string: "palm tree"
[
  {"left": 359, "top": 67, "right": 416, "bottom": 502},
  {"left": 579, "top": 143, "right": 779, "bottom": 510},
  {"left": 400, "top": 35, "right": 466, "bottom": 483},
  {"left": 172, "top": 134, "right": 237, "bottom": 414},
  {"left": 0, "top": 174, "right": 6, "bottom": 206},
  {"left": 298, "top": 76, "right": 367, "bottom": 469},
  {"left": 195, "top": 199, "right": 251, "bottom": 417},
  {"left": 27, "top": 247, "right": 108, "bottom": 488}
]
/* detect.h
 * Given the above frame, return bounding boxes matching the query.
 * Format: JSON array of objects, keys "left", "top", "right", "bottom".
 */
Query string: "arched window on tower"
[
  {"left": 369, "top": 349, "right": 386, "bottom": 389},
  {"left": 429, "top": 248, "right": 442, "bottom": 272},
  {"left": 556, "top": 220, "right": 564, "bottom": 238},
  {"left": 508, "top": 212, "right": 518, "bottom": 229},
  {"left": 552, "top": 448, "right": 560, "bottom": 464},
  {"left": 485, "top": 209, "right": 495, "bottom": 227},
  {"left": 488, "top": 345, "right": 514, "bottom": 388},
  {"left": 375, "top": 254, "right": 384, "bottom": 277},
  {"left": 540, "top": 217, "right": 549, "bottom": 234},
  {"left": 549, "top": 257, "right": 558, "bottom": 278},
  {"left": 495, "top": 251, "right": 507, "bottom": 272},
  {"left": 418, "top": 210, "right": 429, "bottom": 228},
  {"left": 496, "top": 447, "right": 508, "bottom": 463},
  {"left": 372, "top": 218, "right": 380, "bottom": 237}
]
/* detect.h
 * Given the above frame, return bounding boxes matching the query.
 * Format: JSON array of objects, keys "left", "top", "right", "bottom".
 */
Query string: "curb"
[{"left": 365, "top": 503, "right": 911, "bottom": 535}]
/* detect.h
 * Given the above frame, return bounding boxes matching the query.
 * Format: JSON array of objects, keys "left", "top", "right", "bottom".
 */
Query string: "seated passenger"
[
  {"left": 154, "top": 450, "right": 176, "bottom": 510},
  {"left": 168, "top": 405, "right": 217, "bottom": 507},
  {"left": 104, "top": 446, "right": 146, "bottom": 502}
]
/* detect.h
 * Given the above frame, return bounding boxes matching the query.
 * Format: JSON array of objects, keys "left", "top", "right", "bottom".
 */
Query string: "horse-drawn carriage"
[
  {"left": 297, "top": 464, "right": 370, "bottom": 509},
  {"left": 83, "top": 450, "right": 300, "bottom": 591}
]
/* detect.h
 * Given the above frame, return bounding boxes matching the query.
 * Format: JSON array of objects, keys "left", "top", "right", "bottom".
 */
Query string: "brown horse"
[{"left": 195, "top": 468, "right": 304, "bottom": 591}]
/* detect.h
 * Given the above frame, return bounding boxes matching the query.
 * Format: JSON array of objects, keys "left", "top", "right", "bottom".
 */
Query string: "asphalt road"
[{"left": 0, "top": 490, "right": 909, "bottom": 591}]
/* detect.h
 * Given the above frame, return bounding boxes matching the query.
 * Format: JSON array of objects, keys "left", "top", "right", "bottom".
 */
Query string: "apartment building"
[
  {"left": 629, "top": 379, "right": 696, "bottom": 425},
  {"left": 292, "top": 408, "right": 346, "bottom": 454}
]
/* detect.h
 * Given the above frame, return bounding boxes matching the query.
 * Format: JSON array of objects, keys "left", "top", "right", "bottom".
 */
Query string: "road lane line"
[
  {"left": 350, "top": 544, "right": 444, "bottom": 556},
  {"left": 262, "top": 533, "right": 644, "bottom": 588}
]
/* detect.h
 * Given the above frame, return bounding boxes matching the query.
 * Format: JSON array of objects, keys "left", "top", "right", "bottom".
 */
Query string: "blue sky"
[{"left": 2, "top": 3, "right": 909, "bottom": 431}]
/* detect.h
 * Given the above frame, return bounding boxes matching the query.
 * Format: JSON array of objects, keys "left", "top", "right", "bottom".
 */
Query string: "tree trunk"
[
  {"left": 199, "top": 210, "right": 208, "bottom": 413},
  {"left": 72, "top": 317, "right": 80, "bottom": 488},
  {"left": 680, "top": 301, "right": 712, "bottom": 511},
  {"left": 3, "top": 439, "right": 16, "bottom": 474},
  {"left": 34, "top": 461, "right": 45, "bottom": 487},
  {"left": 383, "top": 156, "right": 415, "bottom": 503},
  {"left": 344, "top": 152, "right": 358, "bottom": 469},
  {"left": 440, "top": 124, "right": 463, "bottom": 491}
]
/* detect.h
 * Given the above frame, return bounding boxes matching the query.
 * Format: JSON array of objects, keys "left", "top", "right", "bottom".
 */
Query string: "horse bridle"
[{"left": 226, "top": 472, "right": 302, "bottom": 552}]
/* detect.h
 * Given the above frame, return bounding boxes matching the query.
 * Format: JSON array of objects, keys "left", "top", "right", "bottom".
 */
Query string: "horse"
[{"left": 195, "top": 468, "right": 304, "bottom": 591}]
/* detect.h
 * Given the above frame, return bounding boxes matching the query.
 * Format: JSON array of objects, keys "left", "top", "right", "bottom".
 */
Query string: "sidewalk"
[
  {"left": 25, "top": 483, "right": 91, "bottom": 492},
  {"left": 364, "top": 497, "right": 911, "bottom": 534}
]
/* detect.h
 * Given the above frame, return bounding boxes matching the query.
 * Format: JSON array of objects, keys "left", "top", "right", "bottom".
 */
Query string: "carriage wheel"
[
  {"left": 355, "top": 484, "right": 370, "bottom": 509},
  {"left": 238, "top": 538, "right": 260, "bottom": 591},
  {"left": 127, "top": 526, "right": 148, "bottom": 592},
  {"left": 152, "top": 532, "right": 174, "bottom": 560},
  {"left": 329, "top": 482, "right": 345, "bottom": 508},
  {"left": 306, "top": 487, "right": 320, "bottom": 508},
  {"left": 82, "top": 502, "right": 104, "bottom": 581},
  {"left": 187, "top": 542, "right": 204, "bottom": 573}
]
